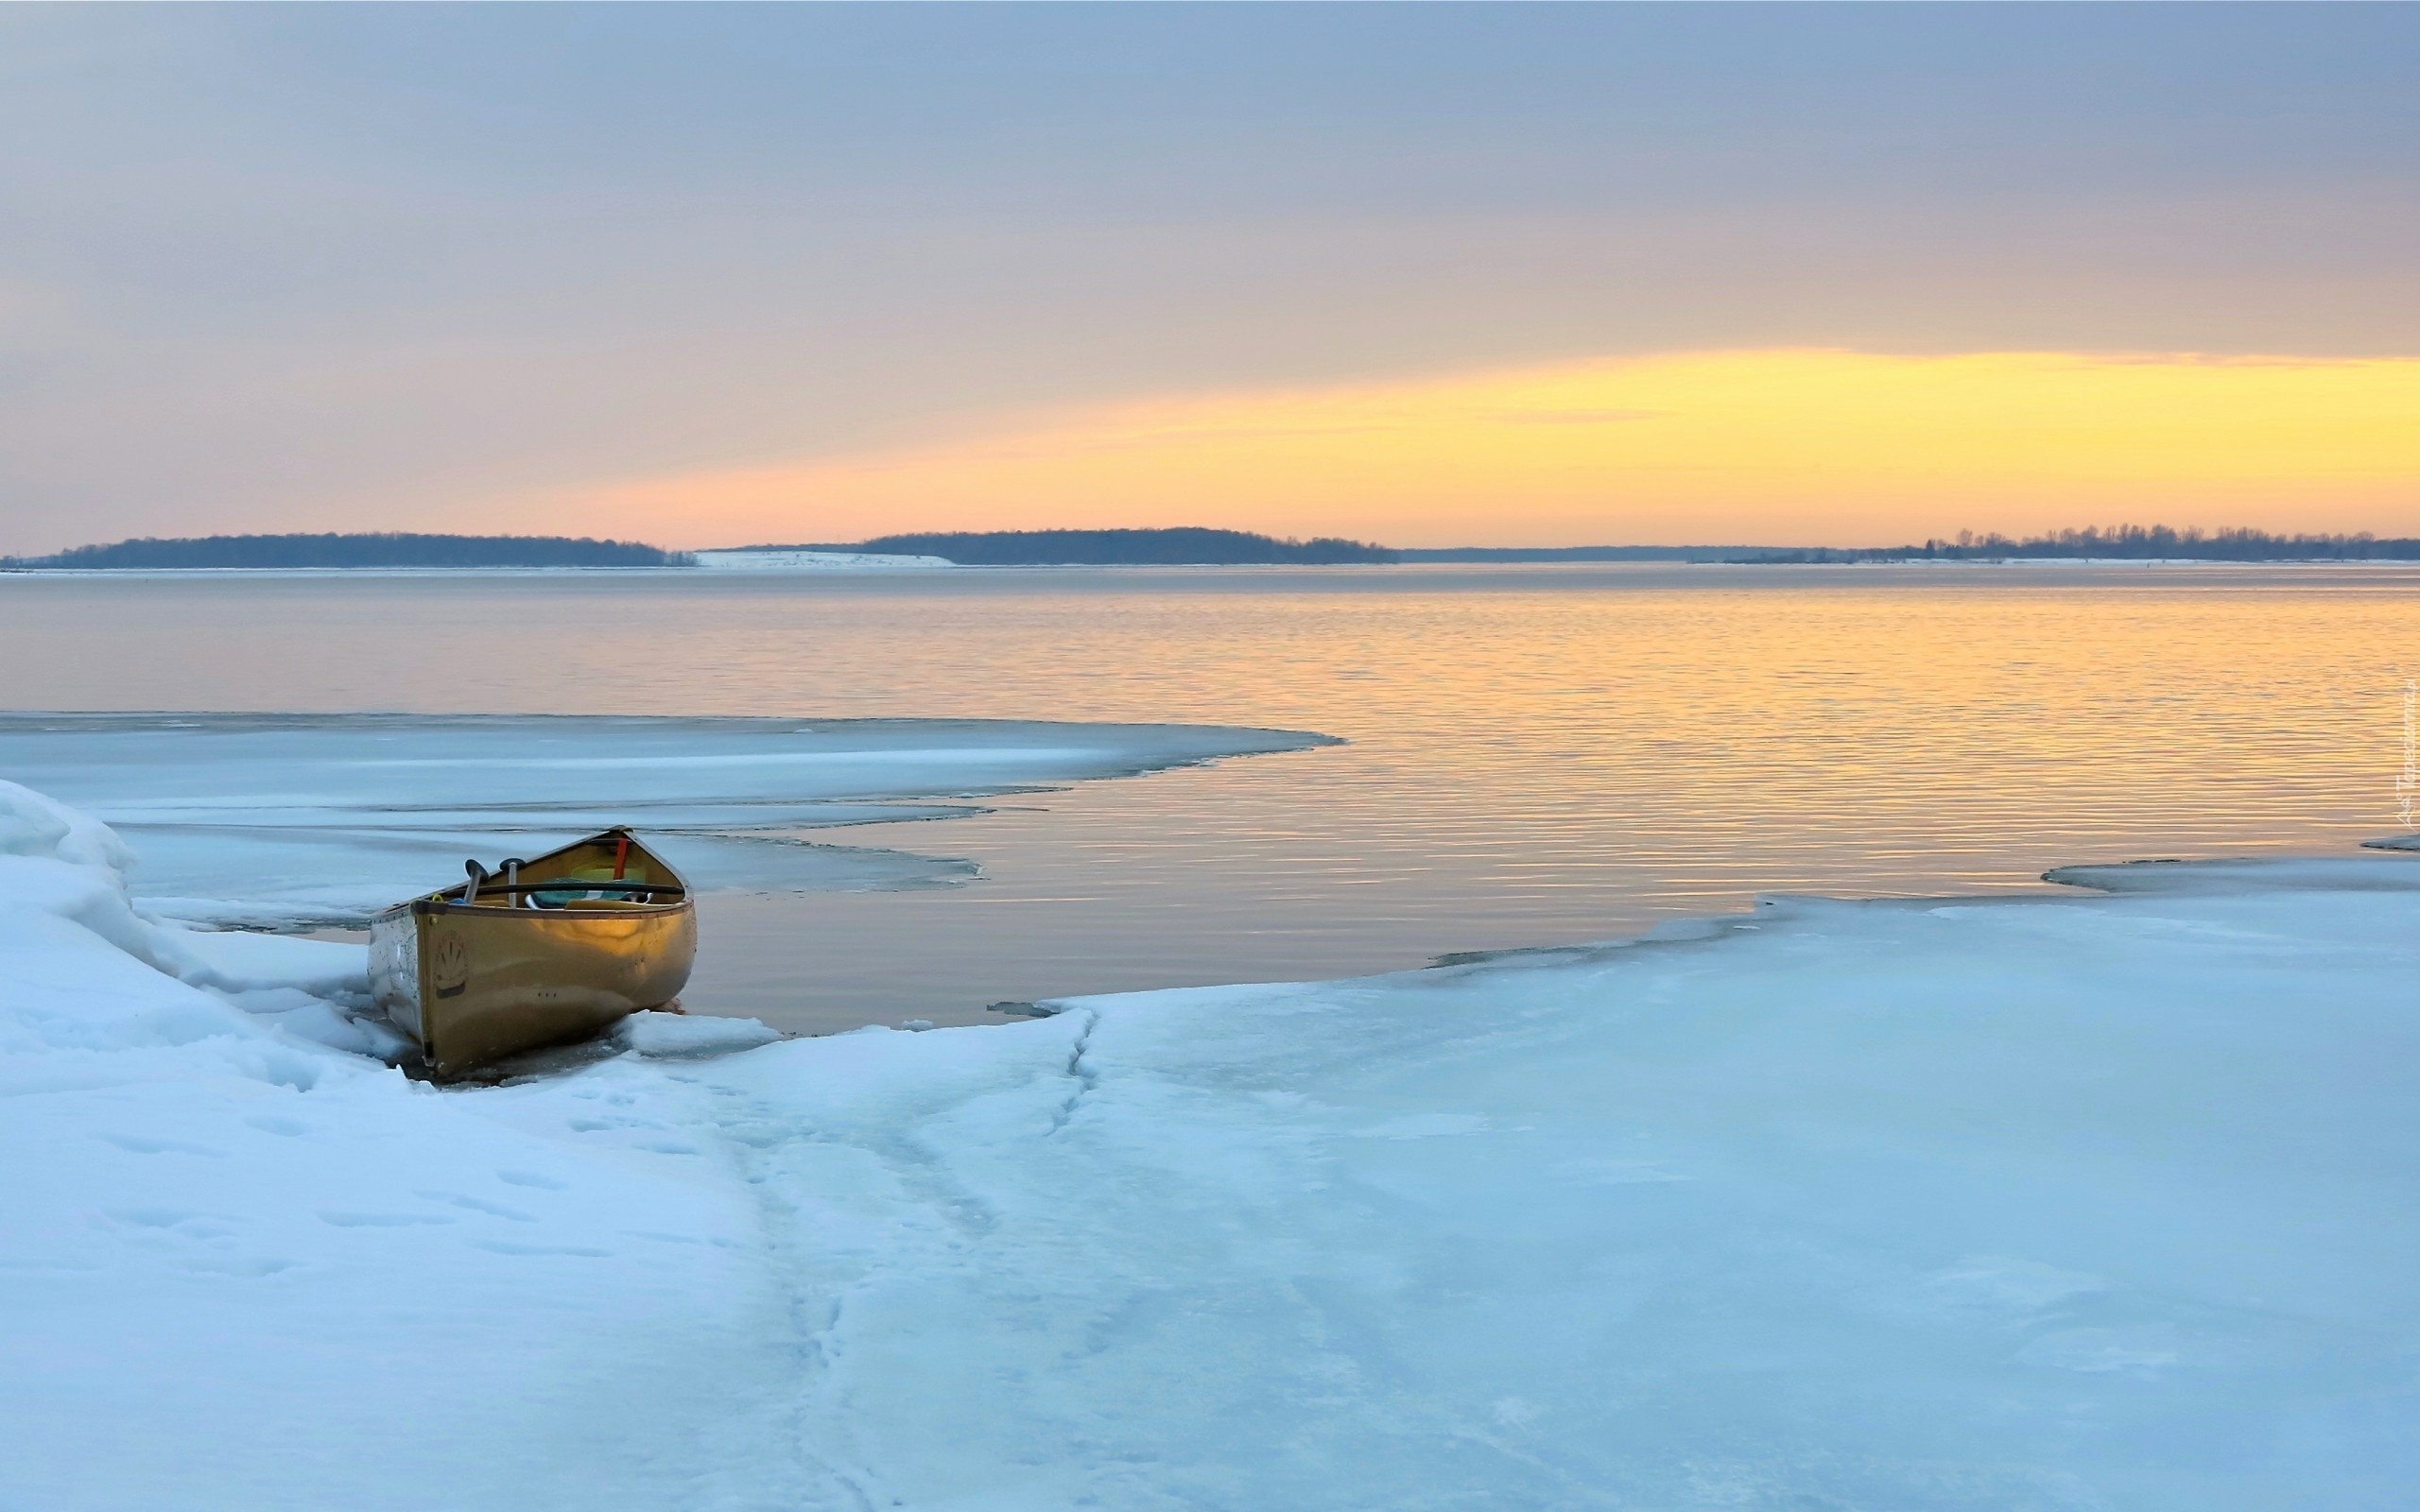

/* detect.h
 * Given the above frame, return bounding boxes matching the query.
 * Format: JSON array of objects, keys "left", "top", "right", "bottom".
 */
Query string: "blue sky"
[{"left": 2, "top": 5, "right": 2414, "bottom": 551}]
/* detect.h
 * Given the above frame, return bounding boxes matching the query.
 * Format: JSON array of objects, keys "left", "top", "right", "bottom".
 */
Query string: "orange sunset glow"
[{"left": 503, "top": 349, "right": 2420, "bottom": 549}]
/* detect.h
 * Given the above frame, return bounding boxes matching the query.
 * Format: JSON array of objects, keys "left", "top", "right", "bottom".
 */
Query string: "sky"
[{"left": 2, "top": 5, "right": 2415, "bottom": 554}]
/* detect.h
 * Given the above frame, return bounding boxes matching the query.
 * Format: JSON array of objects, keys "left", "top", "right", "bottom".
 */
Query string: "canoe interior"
[
  {"left": 449, "top": 830, "right": 683, "bottom": 903},
  {"left": 369, "top": 829, "right": 697, "bottom": 1079}
]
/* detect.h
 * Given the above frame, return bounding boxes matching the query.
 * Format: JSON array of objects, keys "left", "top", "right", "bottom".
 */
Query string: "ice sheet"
[
  {"left": 0, "top": 713, "right": 1330, "bottom": 925},
  {"left": 3, "top": 779, "right": 2416, "bottom": 1509}
]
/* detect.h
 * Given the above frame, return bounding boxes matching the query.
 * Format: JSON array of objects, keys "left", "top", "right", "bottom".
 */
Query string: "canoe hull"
[
  {"left": 370, "top": 829, "right": 697, "bottom": 1077},
  {"left": 371, "top": 899, "right": 696, "bottom": 1077}
]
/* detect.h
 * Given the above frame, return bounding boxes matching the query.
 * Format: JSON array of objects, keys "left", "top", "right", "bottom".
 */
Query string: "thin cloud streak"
[{"left": 482, "top": 349, "right": 2420, "bottom": 550}]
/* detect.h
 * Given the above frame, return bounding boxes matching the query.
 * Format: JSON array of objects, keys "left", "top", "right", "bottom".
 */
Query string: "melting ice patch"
[
  {"left": 0, "top": 713, "right": 1331, "bottom": 925},
  {"left": 615, "top": 1009, "right": 782, "bottom": 1058},
  {"left": 2, "top": 777, "right": 2418, "bottom": 1509}
]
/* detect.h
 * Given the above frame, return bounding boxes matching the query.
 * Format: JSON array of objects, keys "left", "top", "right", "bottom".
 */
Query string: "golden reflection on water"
[{"left": 2, "top": 564, "right": 2414, "bottom": 1026}]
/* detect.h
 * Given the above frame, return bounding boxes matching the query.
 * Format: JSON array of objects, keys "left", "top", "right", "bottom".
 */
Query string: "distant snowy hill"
[{"left": 692, "top": 549, "right": 952, "bottom": 571}]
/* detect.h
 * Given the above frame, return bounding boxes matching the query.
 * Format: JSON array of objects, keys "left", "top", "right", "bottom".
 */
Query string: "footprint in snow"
[
  {"left": 421, "top": 1193, "right": 537, "bottom": 1222},
  {"left": 179, "top": 1255, "right": 297, "bottom": 1278},
  {"left": 99, "top": 1133, "right": 223, "bottom": 1157},
  {"left": 473, "top": 1240, "right": 612, "bottom": 1258},
  {"left": 104, "top": 1207, "right": 207, "bottom": 1229}
]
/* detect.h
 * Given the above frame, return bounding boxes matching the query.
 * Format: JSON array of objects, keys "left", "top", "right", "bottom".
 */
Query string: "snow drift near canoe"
[{"left": 3, "top": 775, "right": 2418, "bottom": 1509}]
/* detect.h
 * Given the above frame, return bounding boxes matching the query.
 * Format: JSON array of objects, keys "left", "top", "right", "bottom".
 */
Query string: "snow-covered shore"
[{"left": 4, "top": 778, "right": 2417, "bottom": 1509}]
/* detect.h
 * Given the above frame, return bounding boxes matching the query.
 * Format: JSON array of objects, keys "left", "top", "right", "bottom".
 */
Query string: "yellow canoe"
[{"left": 369, "top": 828, "right": 697, "bottom": 1079}]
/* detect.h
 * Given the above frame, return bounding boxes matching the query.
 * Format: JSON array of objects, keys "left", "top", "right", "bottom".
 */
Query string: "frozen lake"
[
  {"left": 9, "top": 567, "right": 2420, "bottom": 1507},
  {"left": 2, "top": 562, "right": 2415, "bottom": 1030}
]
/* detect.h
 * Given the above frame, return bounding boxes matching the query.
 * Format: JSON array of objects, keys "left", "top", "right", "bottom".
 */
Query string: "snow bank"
[
  {"left": 0, "top": 713, "right": 1329, "bottom": 925},
  {"left": 2, "top": 776, "right": 2415, "bottom": 1508},
  {"left": 0, "top": 781, "right": 794, "bottom": 1508}
]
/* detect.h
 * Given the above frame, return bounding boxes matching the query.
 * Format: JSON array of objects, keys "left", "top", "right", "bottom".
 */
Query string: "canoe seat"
[{"left": 526, "top": 879, "right": 661, "bottom": 910}]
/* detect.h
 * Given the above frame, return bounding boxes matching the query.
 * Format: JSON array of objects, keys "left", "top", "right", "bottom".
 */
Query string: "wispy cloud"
[{"left": 474, "top": 349, "right": 2420, "bottom": 549}]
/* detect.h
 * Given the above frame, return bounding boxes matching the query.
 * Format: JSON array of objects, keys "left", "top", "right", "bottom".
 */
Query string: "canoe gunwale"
[{"left": 402, "top": 892, "right": 691, "bottom": 919}]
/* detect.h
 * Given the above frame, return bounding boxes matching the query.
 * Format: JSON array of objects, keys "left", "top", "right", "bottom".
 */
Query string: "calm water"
[{"left": 4, "top": 563, "right": 2416, "bottom": 1030}]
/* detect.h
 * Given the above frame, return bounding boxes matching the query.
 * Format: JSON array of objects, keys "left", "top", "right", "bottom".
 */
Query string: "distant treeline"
[
  {"left": 1749, "top": 525, "right": 2420, "bottom": 564},
  {"left": 7, "top": 533, "right": 693, "bottom": 570},
  {"left": 1398, "top": 545, "right": 1780, "bottom": 563},
  {"left": 760, "top": 527, "right": 1399, "bottom": 565},
  {"left": 23, "top": 524, "right": 2405, "bottom": 572}
]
